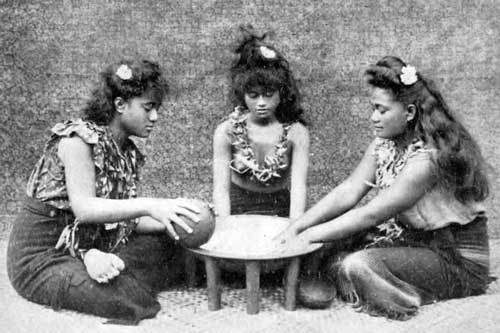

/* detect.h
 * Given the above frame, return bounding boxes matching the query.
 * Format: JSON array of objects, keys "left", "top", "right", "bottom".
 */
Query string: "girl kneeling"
[{"left": 213, "top": 26, "right": 310, "bottom": 219}]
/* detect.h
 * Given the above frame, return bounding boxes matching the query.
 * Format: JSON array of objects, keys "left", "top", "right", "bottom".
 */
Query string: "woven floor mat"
[
  {"left": 148, "top": 239, "right": 500, "bottom": 332},
  {"left": 158, "top": 286, "right": 286, "bottom": 313},
  {"left": 0, "top": 234, "right": 499, "bottom": 332},
  {"left": 151, "top": 285, "right": 500, "bottom": 333}
]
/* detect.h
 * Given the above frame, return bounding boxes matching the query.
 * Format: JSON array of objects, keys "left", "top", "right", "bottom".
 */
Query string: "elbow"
[
  {"left": 69, "top": 199, "right": 95, "bottom": 223},
  {"left": 337, "top": 190, "right": 362, "bottom": 213},
  {"left": 344, "top": 194, "right": 360, "bottom": 210},
  {"left": 71, "top": 209, "right": 93, "bottom": 223},
  {"left": 362, "top": 210, "right": 381, "bottom": 228},
  {"left": 361, "top": 204, "right": 396, "bottom": 228}
]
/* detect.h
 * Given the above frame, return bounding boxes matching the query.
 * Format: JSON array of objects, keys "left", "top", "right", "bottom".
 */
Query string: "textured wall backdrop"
[{"left": 1, "top": 0, "right": 499, "bottom": 236}]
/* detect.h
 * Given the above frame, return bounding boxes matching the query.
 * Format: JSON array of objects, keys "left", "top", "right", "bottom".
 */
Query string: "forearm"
[
  {"left": 292, "top": 184, "right": 359, "bottom": 233},
  {"left": 289, "top": 185, "right": 307, "bottom": 219},
  {"left": 71, "top": 196, "right": 152, "bottom": 224},
  {"left": 302, "top": 182, "right": 424, "bottom": 243},
  {"left": 302, "top": 207, "right": 377, "bottom": 243},
  {"left": 212, "top": 122, "right": 232, "bottom": 218},
  {"left": 302, "top": 151, "right": 436, "bottom": 242},
  {"left": 213, "top": 187, "right": 231, "bottom": 218},
  {"left": 288, "top": 125, "right": 309, "bottom": 219},
  {"left": 136, "top": 215, "right": 167, "bottom": 233}
]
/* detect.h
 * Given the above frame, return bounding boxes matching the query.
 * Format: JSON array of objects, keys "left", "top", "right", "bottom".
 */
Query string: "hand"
[
  {"left": 283, "top": 233, "right": 312, "bottom": 251},
  {"left": 149, "top": 198, "right": 201, "bottom": 240},
  {"left": 273, "top": 224, "right": 300, "bottom": 245},
  {"left": 271, "top": 230, "right": 312, "bottom": 256},
  {"left": 83, "top": 249, "right": 125, "bottom": 284}
]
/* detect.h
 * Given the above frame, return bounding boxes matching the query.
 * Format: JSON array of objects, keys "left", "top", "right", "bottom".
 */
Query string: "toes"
[
  {"left": 110, "top": 255, "right": 125, "bottom": 271},
  {"left": 96, "top": 276, "right": 109, "bottom": 284}
]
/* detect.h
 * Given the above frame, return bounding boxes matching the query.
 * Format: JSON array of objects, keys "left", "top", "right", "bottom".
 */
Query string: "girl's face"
[
  {"left": 117, "top": 92, "right": 161, "bottom": 138},
  {"left": 244, "top": 86, "right": 280, "bottom": 121},
  {"left": 369, "top": 87, "right": 410, "bottom": 140}
]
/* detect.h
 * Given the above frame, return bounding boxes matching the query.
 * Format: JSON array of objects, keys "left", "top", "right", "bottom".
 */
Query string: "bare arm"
[
  {"left": 58, "top": 136, "right": 199, "bottom": 238},
  {"left": 212, "top": 121, "right": 232, "bottom": 218},
  {"left": 288, "top": 123, "right": 310, "bottom": 218},
  {"left": 59, "top": 136, "right": 149, "bottom": 222},
  {"left": 58, "top": 135, "right": 201, "bottom": 283},
  {"left": 302, "top": 153, "right": 436, "bottom": 242},
  {"left": 136, "top": 215, "right": 175, "bottom": 233},
  {"left": 285, "top": 140, "right": 378, "bottom": 235}
]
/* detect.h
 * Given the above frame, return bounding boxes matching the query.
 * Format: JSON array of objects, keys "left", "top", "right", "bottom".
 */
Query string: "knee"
[
  {"left": 333, "top": 251, "right": 376, "bottom": 304},
  {"left": 339, "top": 251, "right": 374, "bottom": 281}
]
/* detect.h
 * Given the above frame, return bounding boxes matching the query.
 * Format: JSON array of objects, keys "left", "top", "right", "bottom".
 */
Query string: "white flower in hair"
[
  {"left": 116, "top": 64, "right": 133, "bottom": 80},
  {"left": 260, "top": 46, "right": 277, "bottom": 59},
  {"left": 400, "top": 65, "right": 418, "bottom": 85}
]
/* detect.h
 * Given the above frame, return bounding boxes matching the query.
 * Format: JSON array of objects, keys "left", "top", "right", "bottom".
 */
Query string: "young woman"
[
  {"left": 213, "top": 26, "right": 309, "bottom": 219},
  {"left": 277, "top": 56, "right": 492, "bottom": 319},
  {"left": 7, "top": 59, "right": 202, "bottom": 323}
]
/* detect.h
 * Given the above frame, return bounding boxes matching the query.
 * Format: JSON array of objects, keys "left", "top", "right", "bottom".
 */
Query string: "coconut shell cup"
[
  {"left": 297, "top": 278, "right": 336, "bottom": 309},
  {"left": 172, "top": 199, "right": 216, "bottom": 248}
]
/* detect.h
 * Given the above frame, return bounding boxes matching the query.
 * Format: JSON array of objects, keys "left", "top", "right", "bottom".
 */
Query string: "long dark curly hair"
[
  {"left": 82, "top": 59, "right": 169, "bottom": 125},
  {"left": 365, "top": 56, "right": 489, "bottom": 203},
  {"left": 230, "top": 25, "right": 305, "bottom": 124}
]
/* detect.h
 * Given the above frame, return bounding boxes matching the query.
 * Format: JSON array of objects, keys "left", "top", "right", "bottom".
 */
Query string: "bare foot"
[{"left": 83, "top": 249, "right": 125, "bottom": 284}]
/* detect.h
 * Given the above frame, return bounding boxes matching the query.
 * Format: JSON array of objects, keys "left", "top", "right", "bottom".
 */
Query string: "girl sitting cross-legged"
[
  {"left": 7, "top": 59, "right": 204, "bottom": 324},
  {"left": 276, "top": 56, "right": 493, "bottom": 319}
]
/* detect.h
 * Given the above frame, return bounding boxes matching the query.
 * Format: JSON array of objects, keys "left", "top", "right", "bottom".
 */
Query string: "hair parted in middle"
[
  {"left": 230, "top": 25, "right": 305, "bottom": 124},
  {"left": 365, "top": 56, "right": 489, "bottom": 204}
]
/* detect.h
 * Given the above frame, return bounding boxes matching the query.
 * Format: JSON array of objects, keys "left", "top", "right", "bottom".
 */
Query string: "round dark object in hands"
[
  {"left": 173, "top": 199, "right": 216, "bottom": 248},
  {"left": 298, "top": 278, "right": 336, "bottom": 309}
]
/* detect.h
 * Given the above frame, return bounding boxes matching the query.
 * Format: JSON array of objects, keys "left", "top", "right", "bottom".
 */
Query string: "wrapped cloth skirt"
[
  {"left": 320, "top": 215, "right": 492, "bottom": 319},
  {"left": 230, "top": 182, "right": 290, "bottom": 217},
  {"left": 7, "top": 196, "right": 184, "bottom": 323}
]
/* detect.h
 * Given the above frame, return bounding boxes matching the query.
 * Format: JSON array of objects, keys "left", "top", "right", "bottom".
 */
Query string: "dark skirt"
[
  {"left": 318, "top": 215, "right": 492, "bottom": 319},
  {"left": 230, "top": 182, "right": 290, "bottom": 217},
  {"left": 224, "top": 183, "right": 291, "bottom": 285},
  {"left": 7, "top": 196, "right": 184, "bottom": 323}
]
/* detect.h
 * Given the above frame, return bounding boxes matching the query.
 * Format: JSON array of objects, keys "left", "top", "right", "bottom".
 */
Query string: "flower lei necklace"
[
  {"left": 229, "top": 106, "right": 291, "bottom": 185},
  {"left": 364, "top": 137, "right": 430, "bottom": 248}
]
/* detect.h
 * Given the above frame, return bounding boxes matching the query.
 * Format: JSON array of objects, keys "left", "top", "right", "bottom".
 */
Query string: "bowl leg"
[
  {"left": 245, "top": 261, "right": 261, "bottom": 314},
  {"left": 185, "top": 252, "right": 198, "bottom": 287},
  {"left": 284, "top": 257, "right": 300, "bottom": 311},
  {"left": 205, "top": 257, "right": 221, "bottom": 311}
]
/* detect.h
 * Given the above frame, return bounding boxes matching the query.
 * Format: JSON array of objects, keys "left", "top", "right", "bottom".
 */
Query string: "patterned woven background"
[{"left": 1, "top": 0, "right": 499, "bottom": 235}]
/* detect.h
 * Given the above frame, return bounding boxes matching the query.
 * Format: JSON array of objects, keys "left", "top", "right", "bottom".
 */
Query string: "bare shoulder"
[
  {"left": 213, "top": 119, "right": 232, "bottom": 145},
  {"left": 288, "top": 122, "right": 309, "bottom": 143},
  {"left": 214, "top": 119, "right": 232, "bottom": 134},
  {"left": 57, "top": 136, "right": 92, "bottom": 165}
]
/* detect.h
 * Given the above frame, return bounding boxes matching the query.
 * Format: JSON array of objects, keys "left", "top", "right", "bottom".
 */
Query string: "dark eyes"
[
  {"left": 371, "top": 104, "right": 388, "bottom": 114},
  {"left": 142, "top": 103, "right": 158, "bottom": 112},
  {"left": 247, "top": 91, "right": 276, "bottom": 98}
]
